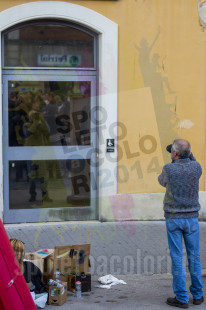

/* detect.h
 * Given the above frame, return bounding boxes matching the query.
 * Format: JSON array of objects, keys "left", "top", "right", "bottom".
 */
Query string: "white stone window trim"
[{"left": 0, "top": 1, "right": 118, "bottom": 220}]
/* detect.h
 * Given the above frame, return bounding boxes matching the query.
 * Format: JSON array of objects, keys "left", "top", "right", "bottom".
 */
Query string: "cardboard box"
[
  {"left": 68, "top": 274, "right": 91, "bottom": 293},
  {"left": 53, "top": 244, "right": 90, "bottom": 275},
  {"left": 48, "top": 281, "right": 67, "bottom": 306},
  {"left": 25, "top": 249, "right": 54, "bottom": 282},
  {"left": 58, "top": 274, "right": 68, "bottom": 283}
]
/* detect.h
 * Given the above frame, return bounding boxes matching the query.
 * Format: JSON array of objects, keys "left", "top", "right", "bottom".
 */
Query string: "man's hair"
[{"left": 172, "top": 139, "right": 191, "bottom": 158}]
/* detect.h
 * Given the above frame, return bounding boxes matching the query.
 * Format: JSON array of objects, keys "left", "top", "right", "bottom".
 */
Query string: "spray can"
[{"left": 75, "top": 281, "right": 82, "bottom": 298}]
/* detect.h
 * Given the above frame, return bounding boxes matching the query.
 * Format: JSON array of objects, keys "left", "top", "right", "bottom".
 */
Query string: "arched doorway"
[{"left": 0, "top": 2, "right": 118, "bottom": 224}]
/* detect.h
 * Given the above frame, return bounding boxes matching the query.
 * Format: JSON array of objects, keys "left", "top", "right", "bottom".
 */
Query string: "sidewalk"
[
  {"left": 5, "top": 221, "right": 206, "bottom": 308},
  {"left": 46, "top": 274, "right": 206, "bottom": 310},
  {"left": 5, "top": 221, "right": 206, "bottom": 274}
]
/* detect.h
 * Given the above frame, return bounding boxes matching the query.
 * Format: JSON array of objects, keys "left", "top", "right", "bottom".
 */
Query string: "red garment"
[{"left": 0, "top": 220, "right": 36, "bottom": 310}]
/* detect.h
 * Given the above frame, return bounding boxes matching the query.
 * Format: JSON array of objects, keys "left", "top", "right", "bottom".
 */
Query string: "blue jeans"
[{"left": 166, "top": 218, "right": 203, "bottom": 303}]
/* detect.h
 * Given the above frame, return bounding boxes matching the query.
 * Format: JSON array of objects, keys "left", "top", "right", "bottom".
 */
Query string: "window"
[{"left": 3, "top": 21, "right": 96, "bottom": 69}]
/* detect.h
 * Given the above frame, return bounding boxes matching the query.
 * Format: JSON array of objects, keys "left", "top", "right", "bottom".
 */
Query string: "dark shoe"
[
  {"left": 193, "top": 296, "right": 204, "bottom": 305},
  {"left": 167, "top": 297, "right": 188, "bottom": 309}
]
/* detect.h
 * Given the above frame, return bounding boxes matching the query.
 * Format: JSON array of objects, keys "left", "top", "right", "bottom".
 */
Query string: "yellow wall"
[
  {"left": 88, "top": 0, "right": 206, "bottom": 194},
  {"left": 1, "top": 0, "right": 205, "bottom": 195}
]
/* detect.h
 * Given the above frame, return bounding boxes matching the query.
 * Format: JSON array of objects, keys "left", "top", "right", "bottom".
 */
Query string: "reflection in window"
[
  {"left": 4, "top": 21, "right": 95, "bottom": 68},
  {"left": 8, "top": 81, "right": 91, "bottom": 147},
  {"left": 9, "top": 159, "right": 90, "bottom": 209}
]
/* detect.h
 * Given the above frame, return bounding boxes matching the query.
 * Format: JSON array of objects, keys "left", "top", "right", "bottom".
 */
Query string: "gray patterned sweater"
[{"left": 158, "top": 158, "right": 202, "bottom": 218}]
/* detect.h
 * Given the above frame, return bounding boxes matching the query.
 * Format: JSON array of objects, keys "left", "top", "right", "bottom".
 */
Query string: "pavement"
[
  {"left": 4, "top": 221, "right": 206, "bottom": 309},
  {"left": 5, "top": 221, "right": 206, "bottom": 275},
  {"left": 45, "top": 273, "right": 206, "bottom": 309}
]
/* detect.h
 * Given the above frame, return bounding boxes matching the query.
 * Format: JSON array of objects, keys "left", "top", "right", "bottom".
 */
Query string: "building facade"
[{"left": 0, "top": 0, "right": 206, "bottom": 224}]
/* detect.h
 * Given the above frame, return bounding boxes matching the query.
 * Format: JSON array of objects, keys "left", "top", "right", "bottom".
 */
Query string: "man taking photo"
[{"left": 158, "top": 139, "right": 204, "bottom": 309}]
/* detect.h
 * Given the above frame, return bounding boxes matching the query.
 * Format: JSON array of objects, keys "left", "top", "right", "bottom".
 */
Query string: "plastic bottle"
[
  {"left": 55, "top": 268, "right": 61, "bottom": 281},
  {"left": 75, "top": 281, "right": 82, "bottom": 298}
]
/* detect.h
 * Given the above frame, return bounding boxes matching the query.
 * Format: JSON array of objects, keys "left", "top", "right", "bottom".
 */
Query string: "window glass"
[
  {"left": 4, "top": 22, "right": 95, "bottom": 68},
  {"left": 9, "top": 159, "right": 90, "bottom": 209},
  {"left": 8, "top": 80, "right": 91, "bottom": 147}
]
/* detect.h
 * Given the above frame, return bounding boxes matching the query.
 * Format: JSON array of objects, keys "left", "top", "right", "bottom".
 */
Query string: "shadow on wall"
[{"left": 135, "top": 26, "right": 179, "bottom": 163}]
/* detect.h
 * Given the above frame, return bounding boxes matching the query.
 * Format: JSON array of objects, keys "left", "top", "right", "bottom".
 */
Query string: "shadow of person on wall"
[{"left": 135, "top": 27, "right": 179, "bottom": 163}]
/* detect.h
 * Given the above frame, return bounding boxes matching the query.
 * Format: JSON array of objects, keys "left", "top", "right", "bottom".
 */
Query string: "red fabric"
[
  {"left": 0, "top": 297, "right": 5, "bottom": 310},
  {"left": 0, "top": 220, "right": 36, "bottom": 310}
]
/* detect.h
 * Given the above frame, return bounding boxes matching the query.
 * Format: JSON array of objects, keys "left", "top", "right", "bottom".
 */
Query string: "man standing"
[{"left": 158, "top": 139, "right": 204, "bottom": 309}]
